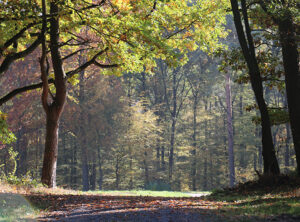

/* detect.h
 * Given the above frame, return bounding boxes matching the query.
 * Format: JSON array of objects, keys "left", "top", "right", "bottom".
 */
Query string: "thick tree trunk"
[
  {"left": 278, "top": 19, "right": 300, "bottom": 175},
  {"left": 41, "top": 109, "right": 59, "bottom": 187},
  {"left": 41, "top": 1, "right": 67, "bottom": 187},
  {"left": 225, "top": 74, "right": 235, "bottom": 187}
]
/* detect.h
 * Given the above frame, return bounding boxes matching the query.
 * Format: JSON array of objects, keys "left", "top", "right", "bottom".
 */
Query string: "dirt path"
[
  {"left": 28, "top": 195, "right": 227, "bottom": 221},
  {"left": 23, "top": 195, "right": 299, "bottom": 222}
]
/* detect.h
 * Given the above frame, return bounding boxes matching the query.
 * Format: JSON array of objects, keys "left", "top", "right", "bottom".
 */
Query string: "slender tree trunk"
[
  {"left": 61, "top": 130, "right": 68, "bottom": 185},
  {"left": 156, "top": 140, "right": 160, "bottom": 171},
  {"left": 230, "top": 0, "right": 279, "bottom": 175},
  {"left": 191, "top": 96, "right": 197, "bottom": 191},
  {"left": 203, "top": 154, "right": 208, "bottom": 190},
  {"left": 144, "top": 151, "right": 149, "bottom": 187},
  {"left": 71, "top": 137, "right": 77, "bottom": 188},
  {"left": 129, "top": 151, "right": 133, "bottom": 190},
  {"left": 239, "top": 92, "right": 246, "bottom": 169},
  {"left": 97, "top": 145, "right": 103, "bottom": 190},
  {"left": 115, "top": 159, "right": 120, "bottom": 190},
  {"left": 169, "top": 71, "right": 177, "bottom": 182},
  {"left": 225, "top": 74, "right": 235, "bottom": 187},
  {"left": 285, "top": 123, "right": 291, "bottom": 173},
  {"left": 209, "top": 149, "right": 213, "bottom": 189},
  {"left": 254, "top": 152, "right": 257, "bottom": 171},
  {"left": 161, "top": 145, "right": 165, "bottom": 170},
  {"left": 90, "top": 156, "right": 96, "bottom": 190},
  {"left": 203, "top": 117, "right": 208, "bottom": 190},
  {"left": 169, "top": 117, "right": 176, "bottom": 182},
  {"left": 77, "top": 51, "right": 90, "bottom": 191},
  {"left": 278, "top": 18, "right": 300, "bottom": 175}
]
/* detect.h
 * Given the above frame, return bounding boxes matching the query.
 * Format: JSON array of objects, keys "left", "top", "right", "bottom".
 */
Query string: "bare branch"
[{"left": 0, "top": 34, "right": 42, "bottom": 75}]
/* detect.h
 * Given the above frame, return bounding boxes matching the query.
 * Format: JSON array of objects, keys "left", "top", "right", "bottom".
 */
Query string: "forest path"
[
  {"left": 31, "top": 195, "right": 229, "bottom": 221},
  {"left": 25, "top": 194, "right": 292, "bottom": 222}
]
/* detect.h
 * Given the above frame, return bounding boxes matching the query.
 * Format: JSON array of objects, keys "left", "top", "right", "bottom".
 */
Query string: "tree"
[
  {"left": 258, "top": 0, "right": 300, "bottom": 175},
  {"left": 1, "top": 0, "right": 230, "bottom": 188},
  {"left": 225, "top": 73, "right": 235, "bottom": 187},
  {"left": 229, "top": 0, "right": 280, "bottom": 175}
]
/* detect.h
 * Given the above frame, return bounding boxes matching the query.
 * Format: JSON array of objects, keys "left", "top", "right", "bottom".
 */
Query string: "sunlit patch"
[{"left": 0, "top": 193, "right": 36, "bottom": 221}]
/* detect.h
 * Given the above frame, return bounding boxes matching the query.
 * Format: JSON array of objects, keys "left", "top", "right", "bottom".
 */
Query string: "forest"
[{"left": 0, "top": 0, "right": 299, "bottom": 221}]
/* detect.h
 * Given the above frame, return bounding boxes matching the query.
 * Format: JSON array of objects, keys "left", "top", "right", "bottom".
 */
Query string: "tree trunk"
[
  {"left": 41, "top": 1, "right": 67, "bottom": 187},
  {"left": 191, "top": 96, "right": 197, "bottom": 191},
  {"left": 161, "top": 145, "right": 165, "bottom": 170},
  {"left": 230, "top": 0, "right": 279, "bottom": 175},
  {"left": 97, "top": 145, "right": 103, "bottom": 190},
  {"left": 144, "top": 152, "right": 149, "bottom": 187},
  {"left": 278, "top": 18, "right": 300, "bottom": 175},
  {"left": 169, "top": 70, "right": 177, "bottom": 182},
  {"left": 225, "top": 73, "right": 235, "bottom": 187},
  {"left": 78, "top": 53, "right": 89, "bottom": 191},
  {"left": 41, "top": 109, "right": 60, "bottom": 187},
  {"left": 90, "top": 157, "right": 96, "bottom": 190},
  {"left": 203, "top": 154, "right": 208, "bottom": 190},
  {"left": 169, "top": 117, "right": 176, "bottom": 182},
  {"left": 115, "top": 159, "right": 120, "bottom": 190},
  {"left": 285, "top": 123, "right": 291, "bottom": 173},
  {"left": 253, "top": 152, "right": 257, "bottom": 171},
  {"left": 71, "top": 137, "right": 78, "bottom": 188}
]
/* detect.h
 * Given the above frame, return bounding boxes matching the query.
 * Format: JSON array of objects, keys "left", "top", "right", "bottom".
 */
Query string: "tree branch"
[
  {"left": 0, "top": 48, "right": 117, "bottom": 106},
  {"left": 40, "top": 0, "right": 49, "bottom": 113},
  {"left": 0, "top": 34, "right": 42, "bottom": 75}
]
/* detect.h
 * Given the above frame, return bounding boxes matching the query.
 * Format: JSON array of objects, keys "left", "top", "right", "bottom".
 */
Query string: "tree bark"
[
  {"left": 285, "top": 123, "right": 291, "bottom": 173},
  {"left": 41, "top": 109, "right": 60, "bottom": 187},
  {"left": 278, "top": 18, "right": 300, "bottom": 175}
]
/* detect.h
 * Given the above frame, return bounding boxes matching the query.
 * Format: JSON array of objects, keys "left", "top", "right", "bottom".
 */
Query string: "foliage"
[
  {"left": 0, "top": 147, "right": 40, "bottom": 187},
  {"left": 251, "top": 107, "right": 290, "bottom": 126},
  {"left": 0, "top": 147, "right": 18, "bottom": 178},
  {"left": 0, "top": 111, "right": 16, "bottom": 145}
]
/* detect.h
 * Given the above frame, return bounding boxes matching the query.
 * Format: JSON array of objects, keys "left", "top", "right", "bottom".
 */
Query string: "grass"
[
  {"left": 86, "top": 190, "right": 210, "bottom": 197},
  {"left": 0, "top": 180, "right": 210, "bottom": 197},
  {"left": 205, "top": 175, "right": 300, "bottom": 220},
  {"left": 0, "top": 193, "right": 39, "bottom": 221}
]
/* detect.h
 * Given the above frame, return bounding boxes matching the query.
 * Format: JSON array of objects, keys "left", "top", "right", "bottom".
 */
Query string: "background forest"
[{"left": 0, "top": 0, "right": 298, "bottom": 192}]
